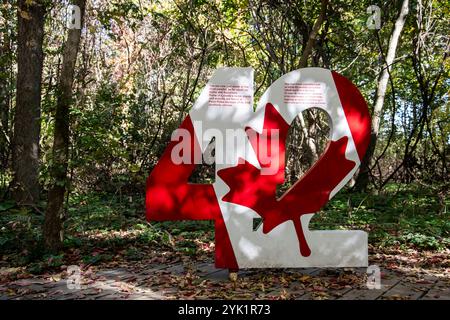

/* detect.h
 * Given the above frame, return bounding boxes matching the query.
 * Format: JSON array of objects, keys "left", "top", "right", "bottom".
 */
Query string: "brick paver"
[{"left": 1, "top": 262, "right": 448, "bottom": 300}]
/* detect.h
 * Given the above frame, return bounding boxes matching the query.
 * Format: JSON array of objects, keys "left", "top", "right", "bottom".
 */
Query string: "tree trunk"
[
  {"left": 298, "top": 0, "right": 328, "bottom": 69},
  {"left": 0, "top": 1, "right": 12, "bottom": 170},
  {"left": 11, "top": 0, "right": 46, "bottom": 204},
  {"left": 43, "top": 0, "right": 86, "bottom": 251},
  {"left": 293, "top": 0, "right": 328, "bottom": 168},
  {"left": 354, "top": 0, "right": 409, "bottom": 191}
]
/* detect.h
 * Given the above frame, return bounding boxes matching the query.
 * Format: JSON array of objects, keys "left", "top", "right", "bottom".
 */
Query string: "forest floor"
[
  {"left": 0, "top": 184, "right": 449, "bottom": 300},
  {"left": 0, "top": 247, "right": 449, "bottom": 300}
]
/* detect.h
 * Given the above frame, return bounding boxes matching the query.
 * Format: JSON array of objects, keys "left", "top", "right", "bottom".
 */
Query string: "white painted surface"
[{"left": 189, "top": 67, "right": 368, "bottom": 268}]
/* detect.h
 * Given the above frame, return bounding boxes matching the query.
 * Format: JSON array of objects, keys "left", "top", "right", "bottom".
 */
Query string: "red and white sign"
[{"left": 146, "top": 67, "right": 371, "bottom": 269}]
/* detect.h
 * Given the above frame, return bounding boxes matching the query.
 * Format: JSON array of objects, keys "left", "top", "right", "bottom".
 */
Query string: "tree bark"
[
  {"left": 0, "top": 0, "right": 12, "bottom": 170},
  {"left": 11, "top": 0, "right": 46, "bottom": 204},
  {"left": 298, "top": 0, "right": 328, "bottom": 69},
  {"left": 292, "top": 0, "right": 328, "bottom": 169},
  {"left": 43, "top": 0, "right": 86, "bottom": 251},
  {"left": 354, "top": 0, "right": 409, "bottom": 191}
]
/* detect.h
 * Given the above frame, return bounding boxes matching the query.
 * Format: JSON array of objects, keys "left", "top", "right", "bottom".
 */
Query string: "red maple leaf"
[{"left": 218, "top": 103, "right": 356, "bottom": 257}]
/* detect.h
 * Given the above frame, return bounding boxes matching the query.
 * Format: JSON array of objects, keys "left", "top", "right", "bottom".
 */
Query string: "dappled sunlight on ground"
[{"left": 1, "top": 246, "right": 448, "bottom": 300}]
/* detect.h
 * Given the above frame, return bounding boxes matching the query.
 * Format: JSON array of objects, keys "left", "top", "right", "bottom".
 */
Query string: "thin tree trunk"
[
  {"left": 298, "top": 0, "right": 328, "bottom": 69},
  {"left": 11, "top": 0, "right": 46, "bottom": 204},
  {"left": 354, "top": 0, "right": 409, "bottom": 191},
  {"left": 43, "top": 0, "right": 86, "bottom": 251},
  {"left": 294, "top": 0, "right": 328, "bottom": 168},
  {"left": 0, "top": 0, "right": 12, "bottom": 170}
]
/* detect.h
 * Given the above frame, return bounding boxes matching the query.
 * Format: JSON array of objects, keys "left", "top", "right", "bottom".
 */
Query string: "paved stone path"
[{"left": 1, "top": 261, "right": 449, "bottom": 300}]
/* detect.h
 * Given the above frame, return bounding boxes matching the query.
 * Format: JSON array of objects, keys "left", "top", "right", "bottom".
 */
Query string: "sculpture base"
[{"left": 224, "top": 213, "right": 368, "bottom": 268}]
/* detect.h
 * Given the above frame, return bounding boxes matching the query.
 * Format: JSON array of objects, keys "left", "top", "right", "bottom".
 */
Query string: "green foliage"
[
  {"left": 1, "top": 182, "right": 447, "bottom": 274},
  {"left": 1, "top": 0, "right": 449, "bottom": 276},
  {"left": 0, "top": 203, "right": 44, "bottom": 254},
  {"left": 311, "top": 184, "right": 449, "bottom": 251}
]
